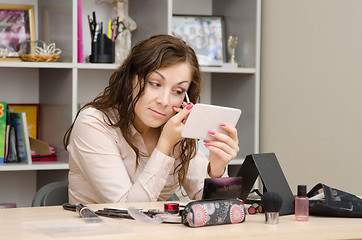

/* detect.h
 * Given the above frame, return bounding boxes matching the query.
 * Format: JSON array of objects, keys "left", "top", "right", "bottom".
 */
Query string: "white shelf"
[
  {"left": 0, "top": 62, "right": 118, "bottom": 70},
  {"left": 78, "top": 64, "right": 256, "bottom": 73},
  {"left": 76, "top": 63, "right": 118, "bottom": 70},
  {"left": 0, "top": 162, "right": 69, "bottom": 171},
  {"left": 200, "top": 67, "right": 256, "bottom": 74},
  {"left": 77, "top": 63, "right": 256, "bottom": 73},
  {"left": 0, "top": 61, "right": 74, "bottom": 69}
]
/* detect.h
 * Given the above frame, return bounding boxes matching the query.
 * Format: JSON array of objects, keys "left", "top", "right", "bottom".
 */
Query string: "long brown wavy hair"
[{"left": 64, "top": 34, "right": 201, "bottom": 185}]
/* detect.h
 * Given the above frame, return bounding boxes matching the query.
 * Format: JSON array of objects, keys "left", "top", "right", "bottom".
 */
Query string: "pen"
[
  {"left": 92, "top": 11, "right": 96, "bottom": 25},
  {"left": 108, "top": 19, "right": 111, "bottom": 38},
  {"left": 112, "top": 27, "right": 116, "bottom": 41},
  {"left": 87, "top": 15, "right": 93, "bottom": 40},
  {"left": 184, "top": 91, "right": 190, "bottom": 104},
  {"left": 93, "top": 23, "right": 100, "bottom": 42}
]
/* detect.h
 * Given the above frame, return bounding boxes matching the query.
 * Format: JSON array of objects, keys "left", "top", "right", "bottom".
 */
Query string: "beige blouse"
[{"left": 67, "top": 107, "right": 226, "bottom": 204}]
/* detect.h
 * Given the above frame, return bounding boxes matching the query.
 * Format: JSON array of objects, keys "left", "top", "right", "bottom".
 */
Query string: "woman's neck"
[{"left": 140, "top": 127, "right": 161, "bottom": 155}]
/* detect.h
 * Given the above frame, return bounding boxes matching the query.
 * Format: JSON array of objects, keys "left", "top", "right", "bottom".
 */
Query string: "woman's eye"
[
  {"left": 173, "top": 89, "right": 184, "bottom": 95},
  {"left": 149, "top": 81, "right": 161, "bottom": 87}
]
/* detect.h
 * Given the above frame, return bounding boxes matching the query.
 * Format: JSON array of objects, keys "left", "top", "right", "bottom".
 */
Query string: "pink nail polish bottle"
[{"left": 295, "top": 185, "right": 309, "bottom": 221}]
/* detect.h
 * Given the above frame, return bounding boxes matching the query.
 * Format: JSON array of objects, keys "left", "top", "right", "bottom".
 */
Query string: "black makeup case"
[{"left": 308, "top": 183, "right": 362, "bottom": 218}]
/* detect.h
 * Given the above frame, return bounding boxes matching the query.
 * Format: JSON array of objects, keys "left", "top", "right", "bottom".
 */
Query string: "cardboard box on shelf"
[{"left": 29, "top": 137, "right": 57, "bottom": 162}]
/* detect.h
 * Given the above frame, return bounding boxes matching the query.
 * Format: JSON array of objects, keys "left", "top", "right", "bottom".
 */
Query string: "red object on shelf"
[
  {"left": 31, "top": 146, "right": 57, "bottom": 162},
  {"left": 0, "top": 203, "right": 17, "bottom": 209},
  {"left": 31, "top": 153, "right": 57, "bottom": 162},
  {"left": 30, "top": 137, "right": 57, "bottom": 162}
]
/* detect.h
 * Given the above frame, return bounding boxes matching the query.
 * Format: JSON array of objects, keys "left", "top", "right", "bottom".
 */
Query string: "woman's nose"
[{"left": 157, "top": 90, "right": 171, "bottom": 106}]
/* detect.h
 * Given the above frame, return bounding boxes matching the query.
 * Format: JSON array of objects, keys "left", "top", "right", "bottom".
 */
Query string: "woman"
[{"left": 64, "top": 34, "right": 239, "bottom": 204}]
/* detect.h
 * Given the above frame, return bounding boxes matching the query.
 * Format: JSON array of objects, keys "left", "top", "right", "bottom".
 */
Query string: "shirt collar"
[
  {"left": 109, "top": 107, "right": 139, "bottom": 137},
  {"left": 130, "top": 124, "right": 140, "bottom": 137}
]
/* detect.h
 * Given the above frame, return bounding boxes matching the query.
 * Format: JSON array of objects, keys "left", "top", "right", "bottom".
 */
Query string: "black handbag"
[{"left": 308, "top": 183, "right": 362, "bottom": 218}]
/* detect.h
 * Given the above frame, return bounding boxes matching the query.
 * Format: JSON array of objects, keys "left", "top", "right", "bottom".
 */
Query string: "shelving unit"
[
  {"left": 0, "top": 0, "right": 260, "bottom": 207},
  {"left": 0, "top": 162, "right": 69, "bottom": 171}
]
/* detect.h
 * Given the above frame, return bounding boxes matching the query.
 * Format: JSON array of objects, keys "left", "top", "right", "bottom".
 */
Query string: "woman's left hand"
[{"left": 204, "top": 123, "right": 239, "bottom": 178}]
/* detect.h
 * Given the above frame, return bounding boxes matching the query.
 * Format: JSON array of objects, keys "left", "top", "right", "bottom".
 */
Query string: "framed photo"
[
  {"left": 8, "top": 103, "right": 39, "bottom": 139},
  {"left": 172, "top": 15, "right": 225, "bottom": 66},
  {"left": 0, "top": 4, "right": 36, "bottom": 60}
]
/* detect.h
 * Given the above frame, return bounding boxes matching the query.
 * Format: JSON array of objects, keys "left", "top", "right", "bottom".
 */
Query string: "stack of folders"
[{"left": 0, "top": 101, "right": 56, "bottom": 164}]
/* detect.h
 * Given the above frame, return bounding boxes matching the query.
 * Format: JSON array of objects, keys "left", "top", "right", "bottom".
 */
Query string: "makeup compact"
[
  {"left": 181, "top": 103, "right": 241, "bottom": 141},
  {"left": 202, "top": 177, "right": 243, "bottom": 200}
]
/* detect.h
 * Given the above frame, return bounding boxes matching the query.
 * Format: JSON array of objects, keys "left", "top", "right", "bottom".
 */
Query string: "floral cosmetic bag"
[{"left": 181, "top": 198, "right": 246, "bottom": 227}]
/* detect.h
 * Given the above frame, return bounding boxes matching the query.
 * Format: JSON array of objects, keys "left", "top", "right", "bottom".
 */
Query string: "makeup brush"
[{"left": 261, "top": 191, "right": 283, "bottom": 224}]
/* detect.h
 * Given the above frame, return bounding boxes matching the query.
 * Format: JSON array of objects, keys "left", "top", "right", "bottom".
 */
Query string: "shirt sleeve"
[
  {"left": 181, "top": 147, "right": 229, "bottom": 200},
  {"left": 68, "top": 108, "right": 175, "bottom": 204}
]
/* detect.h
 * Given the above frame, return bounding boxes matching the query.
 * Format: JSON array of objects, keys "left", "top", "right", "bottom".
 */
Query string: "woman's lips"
[{"left": 150, "top": 108, "right": 166, "bottom": 116}]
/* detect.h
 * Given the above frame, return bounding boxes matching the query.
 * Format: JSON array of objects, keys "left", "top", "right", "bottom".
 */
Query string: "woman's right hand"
[{"left": 156, "top": 102, "right": 194, "bottom": 155}]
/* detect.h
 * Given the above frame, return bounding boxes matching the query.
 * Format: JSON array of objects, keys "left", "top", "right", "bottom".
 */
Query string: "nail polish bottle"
[{"left": 295, "top": 185, "right": 309, "bottom": 221}]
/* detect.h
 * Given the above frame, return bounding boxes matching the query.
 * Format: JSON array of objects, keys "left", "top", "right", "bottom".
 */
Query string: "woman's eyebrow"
[
  {"left": 153, "top": 71, "right": 165, "bottom": 80},
  {"left": 153, "top": 71, "right": 190, "bottom": 85}
]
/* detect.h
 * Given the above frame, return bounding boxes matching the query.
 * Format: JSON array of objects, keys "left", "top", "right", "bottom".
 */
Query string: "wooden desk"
[{"left": 1, "top": 201, "right": 362, "bottom": 240}]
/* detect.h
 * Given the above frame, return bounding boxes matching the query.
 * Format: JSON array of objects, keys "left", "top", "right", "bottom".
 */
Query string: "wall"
[{"left": 260, "top": 0, "right": 362, "bottom": 195}]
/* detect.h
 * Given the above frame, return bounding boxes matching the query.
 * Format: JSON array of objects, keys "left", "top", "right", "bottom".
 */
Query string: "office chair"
[{"left": 32, "top": 181, "right": 69, "bottom": 207}]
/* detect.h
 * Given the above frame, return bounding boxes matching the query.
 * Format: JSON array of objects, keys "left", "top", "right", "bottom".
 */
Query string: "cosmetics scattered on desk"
[
  {"left": 248, "top": 202, "right": 264, "bottom": 215},
  {"left": 95, "top": 207, "right": 161, "bottom": 220},
  {"left": 97, "top": 206, "right": 181, "bottom": 224},
  {"left": 62, "top": 194, "right": 292, "bottom": 227}
]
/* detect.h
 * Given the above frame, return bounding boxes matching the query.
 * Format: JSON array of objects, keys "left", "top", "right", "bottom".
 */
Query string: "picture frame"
[
  {"left": 172, "top": 15, "right": 225, "bottom": 66},
  {"left": 8, "top": 103, "right": 39, "bottom": 139},
  {"left": 0, "top": 4, "right": 36, "bottom": 60}
]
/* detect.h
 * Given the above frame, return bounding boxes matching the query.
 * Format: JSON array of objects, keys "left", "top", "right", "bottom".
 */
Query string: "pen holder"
[{"left": 90, "top": 34, "right": 115, "bottom": 63}]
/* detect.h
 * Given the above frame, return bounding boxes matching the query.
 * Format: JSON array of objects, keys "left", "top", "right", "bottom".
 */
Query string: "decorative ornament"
[
  {"left": 112, "top": 0, "right": 137, "bottom": 64},
  {"left": 19, "top": 40, "right": 62, "bottom": 62},
  {"left": 227, "top": 35, "right": 238, "bottom": 64}
]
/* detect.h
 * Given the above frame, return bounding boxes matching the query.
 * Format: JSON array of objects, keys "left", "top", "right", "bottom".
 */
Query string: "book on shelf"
[
  {"left": 6, "top": 116, "right": 18, "bottom": 163},
  {"left": 8, "top": 104, "right": 39, "bottom": 139},
  {"left": 0, "top": 102, "right": 18, "bottom": 163},
  {"left": 5, "top": 104, "right": 18, "bottom": 163},
  {"left": 77, "top": 0, "right": 84, "bottom": 63},
  {"left": 0, "top": 102, "right": 7, "bottom": 163},
  {"left": 9, "top": 112, "right": 32, "bottom": 164},
  {"left": 1, "top": 102, "right": 57, "bottom": 164}
]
